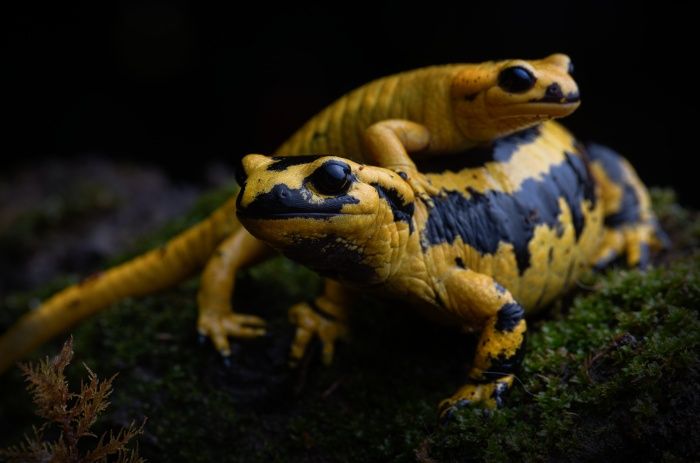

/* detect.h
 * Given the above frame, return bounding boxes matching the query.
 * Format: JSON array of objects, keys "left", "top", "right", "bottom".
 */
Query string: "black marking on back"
[
  {"left": 603, "top": 183, "right": 641, "bottom": 227},
  {"left": 267, "top": 155, "right": 326, "bottom": 171},
  {"left": 238, "top": 183, "right": 359, "bottom": 219},
  {"left": 371, "top": 183, "right": 415, "bottom": 233},
  {"left": 417, "top": 126, "right": 542, "bottom": 174},
  {"left": 585, "top": 143, "right": 625, "bottom": 183},
  {"left": 586, "top": 143, "right": 642, "bottom": 227},
  {"left": 563, "top": 150, "right": 597, "bottom": 233},
  {"left": 423, "top": 152, "right": 596, "bottom": 274}
]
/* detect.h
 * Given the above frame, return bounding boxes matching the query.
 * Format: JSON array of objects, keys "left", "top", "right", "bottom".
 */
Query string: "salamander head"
[
  {"left": 236, "top": 154, "right": 416, "bottom": 284},
  {"left": 451, "top": 53, "right": 580, "bottom": 141}
]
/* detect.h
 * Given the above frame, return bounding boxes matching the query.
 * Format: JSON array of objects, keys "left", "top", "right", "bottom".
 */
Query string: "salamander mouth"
[
  {"left": 493, "top": 101, "right": 581, "bottom": 118},
  {"left": 237, "top": 210, "right": 342, "bottom": 220},
  {"left": 236, "top": 183, "right": 362, "bottom": 221},
  {"left": 530, "top": 93, "right": 581, "bottom": 104}
]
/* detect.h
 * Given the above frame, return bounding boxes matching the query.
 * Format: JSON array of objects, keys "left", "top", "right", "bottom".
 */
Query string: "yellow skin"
[{"left": 0, "top": 54, "right": 652, "bottom": 412}]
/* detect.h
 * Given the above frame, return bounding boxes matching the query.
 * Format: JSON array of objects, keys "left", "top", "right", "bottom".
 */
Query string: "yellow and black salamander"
[{"left": 236, "top": 120, "right": 665, "bottom": 416}]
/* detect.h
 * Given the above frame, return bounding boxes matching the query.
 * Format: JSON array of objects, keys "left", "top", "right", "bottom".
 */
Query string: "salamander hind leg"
[
  {"left": 437, "top": 268, "right": 526, "bottom": 418},
  {"left": 587, "top": 143, "right": 668, "bottom": 269}
]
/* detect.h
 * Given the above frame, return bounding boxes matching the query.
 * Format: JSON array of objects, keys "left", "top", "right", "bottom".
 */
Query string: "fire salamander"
[
  {"left": 0, "top": 55, "right": 666, "bottom": 416},
  {"left": 236, "top": 121, "right": 666, "bottom": 416}
]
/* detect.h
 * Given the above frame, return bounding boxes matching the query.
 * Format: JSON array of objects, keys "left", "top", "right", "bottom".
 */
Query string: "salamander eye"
[
  {"left": 567, "top": 61, "right": 575, "bottom": 76},
  {"left": 309, "top": 161, "right": 352, "bottom": 195},
  {"left": 498, "top": 66, "right": 536, "bottom": 93}
]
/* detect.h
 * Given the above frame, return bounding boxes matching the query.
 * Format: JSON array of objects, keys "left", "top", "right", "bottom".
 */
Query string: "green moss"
[
  {"left": 428, "top": 259, "right": 700, "bottom": 462},
  {"left": 1, "top": 188, "right": 699, "bottom": 462}
]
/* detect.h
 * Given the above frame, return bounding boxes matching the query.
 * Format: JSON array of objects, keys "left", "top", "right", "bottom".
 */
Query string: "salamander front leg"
[
  {"left": 363, "top": 119, "right": 439, "bottom": 203},
  {"left": 197, "top": 228, "right": 275, "bottom": 360},
  {"left": 436, "top": 268, "right": 526, "bottom": 418},
  {"left": 288, "top": 279, "right": 351, "bottom": 366}
]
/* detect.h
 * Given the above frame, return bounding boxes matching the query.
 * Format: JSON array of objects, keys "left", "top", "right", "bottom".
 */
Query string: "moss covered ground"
[{"left": 0, "top": 188, "right": 698, "bottom": 462}]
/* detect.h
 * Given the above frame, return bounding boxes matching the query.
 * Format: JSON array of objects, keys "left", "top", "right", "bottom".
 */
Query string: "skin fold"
[{"left": 2, "top": 54, "right": 648, "bottom": 414}]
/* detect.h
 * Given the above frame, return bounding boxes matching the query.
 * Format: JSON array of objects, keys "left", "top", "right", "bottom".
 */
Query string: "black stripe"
[
  {"left": 267, "top": 155, "right": 326, "bottom": 171},
  {"left": 371, "top": 183, "right": 415, "bottom": 233},
  {"left": 495, "top": 302, "right": 525, "bottom": 332},
  {"left": 586, "top": 144, "right": 643, "bottom": 228},
  {"left": 586, "top": 143, "right": 625, "bottom": 183},
  {"left": 603, "top": 183, "right": 641, "bottom": 227},
  {"left": 417, "top": 125, "right": 542, "bottom": 174},
  {"left": 422, "top": 152, "right": 596, "bottom": 274}
]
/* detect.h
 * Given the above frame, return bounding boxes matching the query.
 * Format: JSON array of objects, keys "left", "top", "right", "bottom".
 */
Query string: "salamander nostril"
[{"left": 545, "top": 83, "right": 564, "bottom": 100}]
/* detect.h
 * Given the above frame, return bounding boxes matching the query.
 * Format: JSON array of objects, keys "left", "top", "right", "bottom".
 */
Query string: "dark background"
[{"left": 4, "top": 2, "right": 697, "bottom": 205}]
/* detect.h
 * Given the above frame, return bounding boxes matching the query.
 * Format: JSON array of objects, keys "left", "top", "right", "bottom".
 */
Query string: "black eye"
[
  {"left": 498, "top": 66, "right": 536, "bottom": 93},
  {"left": 309, "top": 161, "right": 352, "bottom": 195},
  {"left": 567, "top": 61, "right": 574, "bottom": 76}
]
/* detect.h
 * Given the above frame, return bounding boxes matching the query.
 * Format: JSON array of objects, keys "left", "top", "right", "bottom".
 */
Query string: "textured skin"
[
  {"left": 236, "top": 121, "right": 664, "bottom": 413},
  {"left": 0, "top": 54, "right": 590, "bottom": 378}
]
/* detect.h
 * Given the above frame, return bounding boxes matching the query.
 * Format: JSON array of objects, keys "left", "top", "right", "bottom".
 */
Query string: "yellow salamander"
[{"left": 2, "top": 55, "right": 660, "bottom": 412}]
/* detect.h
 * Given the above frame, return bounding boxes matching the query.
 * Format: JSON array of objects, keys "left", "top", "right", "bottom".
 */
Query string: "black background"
[{"left": 4, "top": 2, "right": 698, "bottom": 205}]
